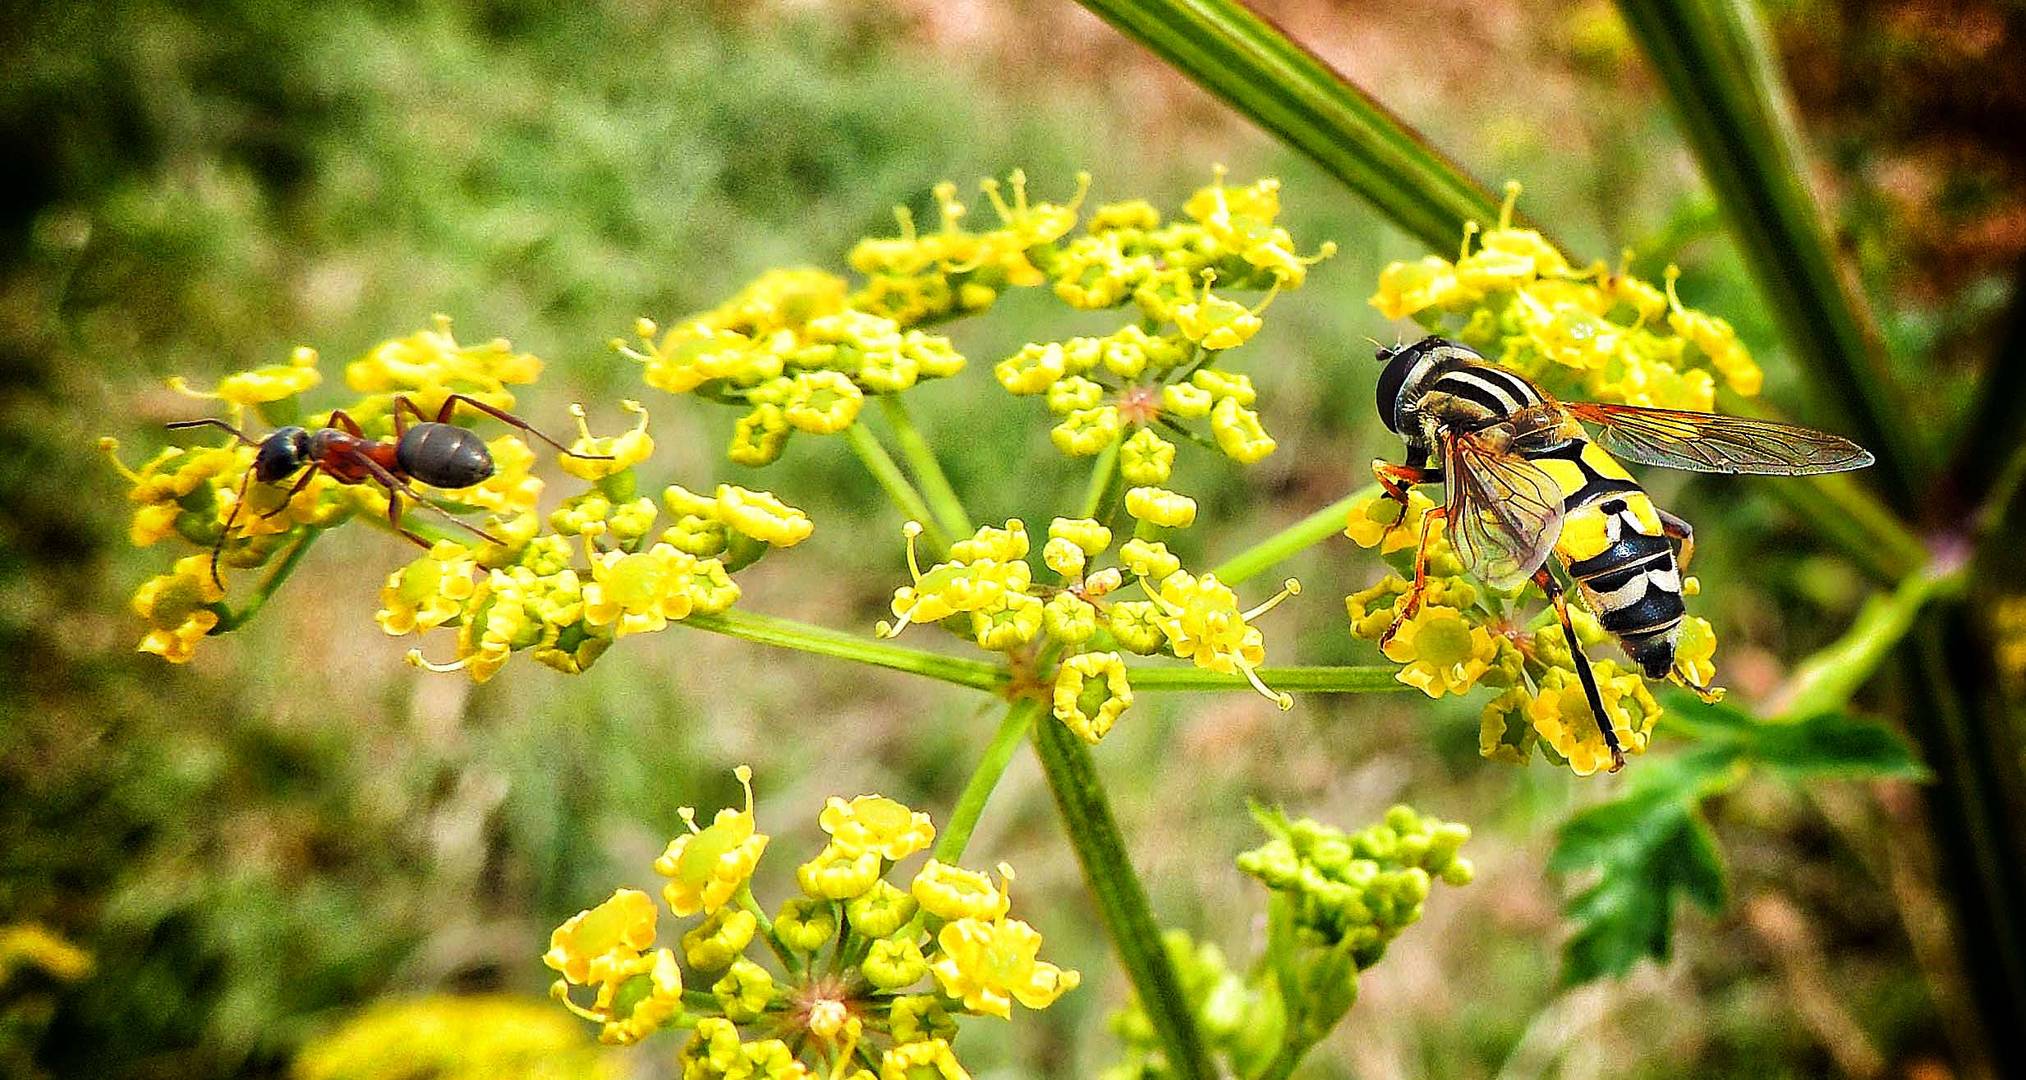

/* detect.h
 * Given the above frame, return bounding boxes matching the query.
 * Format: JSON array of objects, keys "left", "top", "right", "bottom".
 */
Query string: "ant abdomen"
[{"left": 396, "top": 422, "right": 494, "bottom": 489}]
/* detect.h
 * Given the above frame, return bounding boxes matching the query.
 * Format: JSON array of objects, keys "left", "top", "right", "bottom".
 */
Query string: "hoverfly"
[{"left": 1370, "top": 336, "right": 1874, "bottom": 770}]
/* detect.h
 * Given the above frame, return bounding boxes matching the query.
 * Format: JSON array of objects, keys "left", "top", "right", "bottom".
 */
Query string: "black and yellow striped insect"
[{"left": 1370, "top": 336, "right": 1874, "bottom": 770}]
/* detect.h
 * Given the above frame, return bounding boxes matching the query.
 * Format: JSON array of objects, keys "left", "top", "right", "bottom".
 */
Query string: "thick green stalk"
[
  {"left": 879, "top": 396, "right": 972, "bottom": 542},
  {"left": 1215, "top": 486, "right": 1373, "bottom": 585},
  {"left": 1131, "top": 664, "right": 1402, "bottom": 694},
  {"left": 1613, "top": 0, "right": 1920, "bottom": 499},
  {"left": 1072, "top": 0, "right": 1505, "bottom": 253},
  {"left": 844, "top": 422, "right": 950, "bottom": 555},
  {"left": 932, "top": 697, "right": 1044, "bottom": 863},
  {"left": 681, "top": 609, "right": 1008, "bottom": 692},
  {"left": 1030, "top": 715, "right": 1214, "bottom": 1080}
]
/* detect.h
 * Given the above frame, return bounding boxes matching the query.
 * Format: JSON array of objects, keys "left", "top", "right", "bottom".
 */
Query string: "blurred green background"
[{"left": 3, "top": 0, "right": 2022, "bottom": 1077}]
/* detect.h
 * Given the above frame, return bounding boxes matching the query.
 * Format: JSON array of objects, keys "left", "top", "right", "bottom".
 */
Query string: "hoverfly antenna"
[{"left": 1366, "top": 336, "right": 1394, "bottom": 362}]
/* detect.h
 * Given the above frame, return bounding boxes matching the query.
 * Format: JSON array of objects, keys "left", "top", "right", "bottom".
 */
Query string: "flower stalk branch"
[{"left": 681, "top": 609, "right": 1009, "bottom": 692}]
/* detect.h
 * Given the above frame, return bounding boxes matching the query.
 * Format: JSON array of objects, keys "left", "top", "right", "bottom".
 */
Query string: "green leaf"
[
  {"left": 1749, "top": 712, "right": 1929, "bottom": 781},
  {"left": 1071, "top": 0, "right": 1509, "bottom": 253},
  {"left": 1550, "top": 782, "right": 1728, "bottom": 985},
  {"left": 1555, "top": 793, "right": 1727, "bottom": 984},
  {"left": 1612, "top": 0, "right": 1920, "bottom": 495}
]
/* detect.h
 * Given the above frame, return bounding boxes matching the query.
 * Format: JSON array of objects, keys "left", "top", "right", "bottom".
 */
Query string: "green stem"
[
  {"left": 1215, "top": 486, "right": 1372, "bottom": 585},
  {"left": 208, "top": 529, "right": 320, "bottom": 633},
  {"left": 844, "top": 422, "right": 951, "bottom": 556},
  {"left": 681, "top": 609, "right": 1009, "bottom": 692},
  {"left": 932, "top": 697, "right": 1044, "bottom": 863},
  {"left": 1130, "top": 665, "right": 1404, "bottom": 694},
  {"left": 879, "top": 396, "right": 972, "bottom": 541},
  {"left": 1030, "top": 715, "right": 1214, "bottom": 1080},
  {"left": 1081, "top": 439, "right": 1124, "bottom": 520},
  {"left": 736, "top": 883, "right": 800, "bottom": 974},
  {"left": 1770, "top": 561, "right": 1962, "bottom": 721}
]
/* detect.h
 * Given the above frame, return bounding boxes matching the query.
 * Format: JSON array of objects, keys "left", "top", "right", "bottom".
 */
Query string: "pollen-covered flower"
[
  {"left": 819, "top": 796, "right": 936, "bottom": 861},
  {"left": 1053, "top": 651, "right": 1133, "bottom": 743},
  {"left": 1528, "top": 661, "right": 1661, "bottom": 775},
  {"left": 930, "top": 917, "right": 1081, "bottom": 1019},
  {"left": 878, "top": 521, "right": 1037, "bottom": 645},
  {"left": 881, "top": 1039, "right": 968, "bottom": 1080},
  {"left": 1125, "top": 486, "right": 1197, "bottom": 529},
  {"left": 1145, "top": 571, "right": 1300, "bottom": 709},
  {"left": 1380, "top": 606, "right": 1500, "bottom": 699},
  {"left": 168, "top": 345, "right": 323, "bottom": 408},
  {"left": 795, "top": 843, "right": 883, "bottom": 901},
  {"left": 544, "top": 888, "right": 659, "bottom": 991},
  {"left": 1175, "top": 271, "right": 1275, "bottom": 351},
  {"left": 1343, "top": 489, "right": 1439, "bottom": 554},
  {"left": 560, "top": 400, "right": 654, "bottom": 480},
  {"left": 346, "top": 314, "right": 541, "bottom": 412},
  {"left": 654, "top": 766, "right": 769, "bottom": 917},
  {"left": 375, "top": 541, "right": 478, "bottom": 636},
  {"left": 131, "top": 554, "right": 227, "bottom": 662},
  {"left": 910, "top": 860, "right": 1012, "bottom": 923}
]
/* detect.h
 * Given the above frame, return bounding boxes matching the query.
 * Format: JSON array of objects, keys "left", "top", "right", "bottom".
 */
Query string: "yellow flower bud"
[{"left": 1125, "top": 486, "right": 1197, "bottom": 529}]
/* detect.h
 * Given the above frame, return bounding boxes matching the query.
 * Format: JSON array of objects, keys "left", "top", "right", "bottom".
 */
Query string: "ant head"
[{"left": 253, "top": 426, "right": 312, "bottom": 483}]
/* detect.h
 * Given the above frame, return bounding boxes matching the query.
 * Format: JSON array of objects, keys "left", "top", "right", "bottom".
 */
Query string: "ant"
[{"left": 168, "top": 393, "right": 609, "bottom": 586}]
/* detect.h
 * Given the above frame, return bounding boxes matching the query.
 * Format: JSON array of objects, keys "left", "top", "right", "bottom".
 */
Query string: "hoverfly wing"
[
  {"left": 1442, "top": 429, "right": 1566, "bottom": 590},
  {"left": 1563, "top": 401, "right": 1875, "bottom": 476}
]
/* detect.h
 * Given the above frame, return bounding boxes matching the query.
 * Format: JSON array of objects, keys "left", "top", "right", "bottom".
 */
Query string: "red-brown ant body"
[{"left": 169, "top": 393, "right": 607, "bottom": 585}]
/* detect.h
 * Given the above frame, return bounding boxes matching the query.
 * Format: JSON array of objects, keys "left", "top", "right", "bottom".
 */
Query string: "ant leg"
[
  {"left": 1657, "top": 508, "right": 1695, "bottom": 572},
  {"left": 1535, "top": 567, "right": 1626, "bottom": 773},
  {"left": 167, "top": 418, "right": 257, "bottom": 445},
  {"left": 257, "top": 466, "right": 318, "bottom": 521},
  {"left": 354, "top": 453, "right": 503, "bottom": 547},
  {"left": 391, "top": 395, "right": 434, "bottom": 438},
  {"left": 327, "top": 409, "right": 365, "bottom": 437},
  {"left": 1378, "top": 506, "right": 1450, "bottom": 649},
  {"left": 433, "top": 392, "right": 610, "bottom": 459},
  {"left": 208, "top": 469, "right": 254, "bottom": 588}
]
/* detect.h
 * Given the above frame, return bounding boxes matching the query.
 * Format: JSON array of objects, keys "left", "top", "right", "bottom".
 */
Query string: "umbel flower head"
[
  {"left": 110, "top": 317, "right": 805, "bottom": 673},
  {"left": 878, "top": 513, "right": 1303, "bottom": 741},
  {"left": 989, "top": 169, "right": 1330, "bottom": 489},
  {"left": 546, "top": 769, "right": 1077, "bottom": 1070},
  {"left": 1370, "top": 182, "right": 1762, "bottom": 411},
  {"left": 1351, "top": 185, "right": 1745, "bottom": 775}
]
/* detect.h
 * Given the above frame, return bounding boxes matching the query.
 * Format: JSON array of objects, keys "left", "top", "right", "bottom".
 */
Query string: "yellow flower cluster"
[
  {"left": 1343, "top": 493, "right": 1716, "bottom": 775},
  {"left": 294, "top": 995, "right": 621, "bottom": 1080},
  {"left": 990, "top": 171, "right": 1333, "bottom": 488},
  {"left": 616, "top": 267, "right": 965, "bottom": 465},
  {"left": 114, "top": 318, "right": 804, "bottom": 673},
  {"left": 881, "top": 514, "right": 1301, "bottom": 739},
  {"left": 1369, "top": 184, "right": 1763, "bottom": 410},
  {"left": 544, "top": 769, "right": 1075, "bottom": 1073}
]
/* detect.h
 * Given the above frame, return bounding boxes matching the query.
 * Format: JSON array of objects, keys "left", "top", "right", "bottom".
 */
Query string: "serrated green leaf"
[
  {"left": 1666, "top": 693, "right": 1928, "bottom": 781},
  {"left": 1553, "top": 791, "right": 1727, "bottom": 985}
]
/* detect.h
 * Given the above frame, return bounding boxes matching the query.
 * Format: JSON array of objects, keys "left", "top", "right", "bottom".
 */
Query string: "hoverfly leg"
[
  {"left": 1657, "top": 507, "right": 1696, "bottom": 571},
  {"left": 1378, "top": 505, "right": 1450, "bottom": 650},
  {"left": 1535, "top": 568, "right": 1627, "bottom": 773}
]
